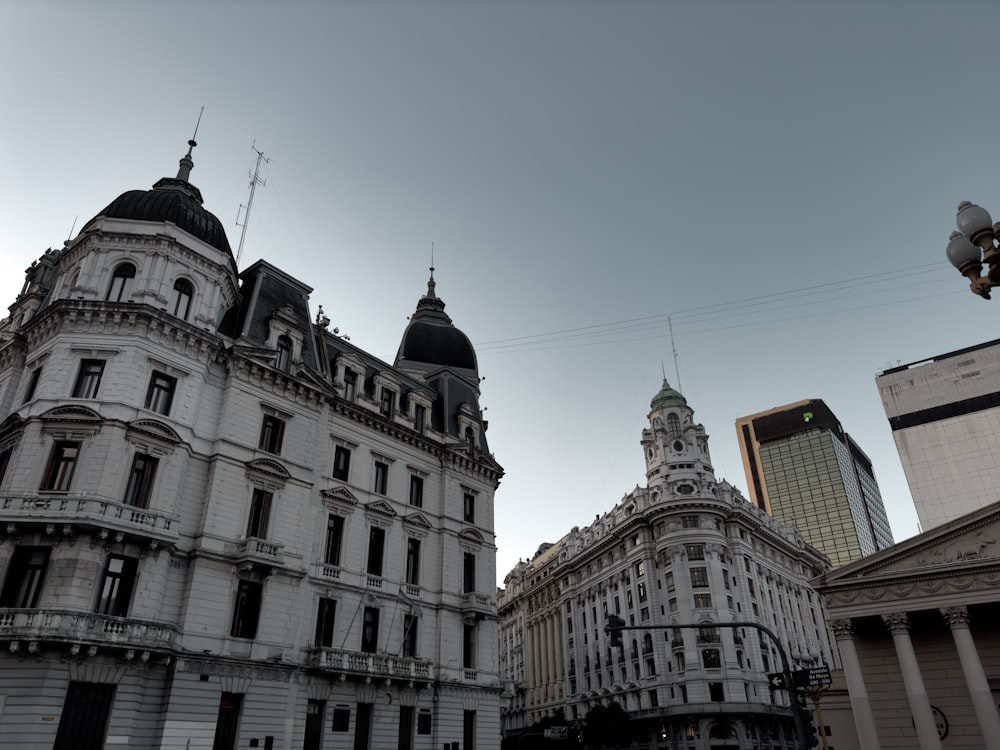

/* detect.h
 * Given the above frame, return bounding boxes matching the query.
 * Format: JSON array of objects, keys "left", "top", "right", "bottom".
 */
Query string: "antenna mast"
[
  {"left": 236, "top": 142, "right": 269, "bottom": 267},
  {"left": 668, "top": 316, "right": 681, "bottom": 391}
]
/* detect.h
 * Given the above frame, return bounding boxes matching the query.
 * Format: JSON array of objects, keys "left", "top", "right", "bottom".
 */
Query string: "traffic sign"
[
  {"left": 794, "top": 665, "right": 832, "bottom": 688},
  {"left": 767, "top": 672, "right": 785, "bottom": 689}
]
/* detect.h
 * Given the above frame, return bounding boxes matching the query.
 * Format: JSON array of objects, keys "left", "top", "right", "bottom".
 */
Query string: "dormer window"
[
  {"left": 106, "top": 263, "right": 136, "bottom": 302},
  {"left": 276, "top": 335, "right": 292, "bottom": 372},
  {"left": 343, "top": 369, "right": 357, "bottom": 402},
  {"left": 380, "top": 388, "right": 395, "bottom": 417},
  {"left": 170, "top": 279, "right": 193, "bottom": 320}
]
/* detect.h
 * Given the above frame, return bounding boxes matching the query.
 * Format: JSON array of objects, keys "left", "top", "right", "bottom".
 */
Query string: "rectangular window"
[
  {"left": 96, "top": 554, "right": 138, "bottom": 616},
  {"left": 463, "top": 623, "right": 476, "bottom": 668},
  {"left": 231, "top": 580, "right": 262, "bottom": 639},
  {"left": 0, "top": 546, "right": 51, "bottom": 608},
  {"left": 258, "top": 414, "right": 285, "bottom": 454},
  {"left": 332, "top": 706, "right": 351, "bottom": 732},
  {"left": 354, "top": 703, "right": 373, "bottom": 750},
  {"left": 686, "top": 544, "right": 705, "bottom": 560},
  {"left": 212, "top": 692, "right": 242, "bottom": 750},
  {"left": 325, "top": 515, "right": 344, "bottom": 566},
  {"left": 709, "top": 682, "right": 725, "bottom": 702},
  {"left": 668, "top": 597, "right": 677, "bottom": 612},
  {"left": 406, "top": 538, "right": 421, "bottom": 585},
  {"left": 373, "top": 461, "right": 388, "bottom": 495},
  {"left": 333, "top": 445, "right": 351, "bottom": 481},
  {"left": 417, "top": 711, "right": 431, "bottom": 735},
  {"left": 367, "top": 527, "right": 385, "bottom": 577},
  {"left": 53, "top": 682, "right": 116, "bottom": 750},
  {"left": 463, "top": 492, "right": 476, "bottom": 524},
  {"left": 693, "top": 593, "right": 712, "bottom": 609},
  {"left": 361, "top": 606, "right": 379, "bottom": 653},
  {"left": 703, "top": 649, "right": 722, "bottom": 668},
  {"left": 304, "top": 700, "right": 326, "bottom": 750},
  {"left": 23, "top": 367, "right": 42, "bottom": 403},
  {"left": 72, "top": 359, "right": 105, "bottom": 399},
  {"left": 380, "top": 388, "right": 395, "bottom": 417},
  {"left": 144, "top": 371, "right": 176, "bottom": 415},
  {"left": 665, "top": 572, "right": 675, "bottom": 592},
  {"left": 681, "top": 515, "right": 699, "bottom": 529},
  {"left": 0, "top": 445, "right": 12, "bottom": 485},
  {"left": 414, "top": 404, "right": 426, "bottom": 432},
  {"left": 314, "top": 597, "right": 336, "bottom": 647},
  {"left": 690, "top": 567, "right": 710, "bottom": 588},
  {"left": 41, "top": 441, "right": 79, "bottom": 492},
  {"left": 123, "top": 453, "right": 158, "bottom": 508},
  {"left": 409, "top": 475, "right": 423, "bottom": 507},
  {"left": 637, "top": 581, "right": 647, "bottom": 602},
  {"left": 343, "top": 370, "right": 357, "bottom": 402},
  {"left": 463, "top": 552, "right": 476, "bottom": 593},
  {"left": 402, "top": 614, "right": 418, "bottom": 658},
  {"left": 246, "top": 488, "right": 272, "bottom": 539},
  {"left": 464, "top": 710, "right": 476, "bottom": 750}
]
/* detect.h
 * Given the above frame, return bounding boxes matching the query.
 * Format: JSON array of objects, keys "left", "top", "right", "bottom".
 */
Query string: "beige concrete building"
[
  {"left": 877, "top": 339, "right": 1000, "bottom": 531},
  {"left": 813, "top": 501, "right": 1000, "bottom": 750}
]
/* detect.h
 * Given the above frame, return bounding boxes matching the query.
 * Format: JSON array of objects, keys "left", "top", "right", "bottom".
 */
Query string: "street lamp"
[{"left": 946, "top": 201, "right": 1000, "bottom": 299}]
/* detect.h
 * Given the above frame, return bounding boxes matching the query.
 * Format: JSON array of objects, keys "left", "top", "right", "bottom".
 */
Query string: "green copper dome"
[{"left": 651, "top": 378, "right": 686, "bottom": 409}]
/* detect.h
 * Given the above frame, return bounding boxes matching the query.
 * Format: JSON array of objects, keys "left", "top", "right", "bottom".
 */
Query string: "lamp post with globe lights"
[{"left": 947, "top": 201, "right": 1000, "bottom": 299}]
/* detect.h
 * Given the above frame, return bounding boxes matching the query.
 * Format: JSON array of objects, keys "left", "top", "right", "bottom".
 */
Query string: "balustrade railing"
[
  {"left": 309, "top": 646, "right": 432, "bottom": 680},
  {"left": 0, "top": 608, "right": 178, "bottom": 649}
]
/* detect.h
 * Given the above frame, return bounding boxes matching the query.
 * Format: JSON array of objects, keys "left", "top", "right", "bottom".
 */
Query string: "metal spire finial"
[{"left": 176, "top": 106, "right": 204, "bottom": 181}]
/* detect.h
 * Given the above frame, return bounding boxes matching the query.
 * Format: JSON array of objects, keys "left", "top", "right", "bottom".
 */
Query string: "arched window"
[
  {"left": 275, "top": 335, "right": 292, "bottom": 372},
  {"left": 106, "top": 263, "right": 136, "bottom": 302},
  {"left": 667, "top": 413, "right": 681, "bottom": 435},
  {"left": 170, "top": 279, "right": 193, "bottom": 320}
]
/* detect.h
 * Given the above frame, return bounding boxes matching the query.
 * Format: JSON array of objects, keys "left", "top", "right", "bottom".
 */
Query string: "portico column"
[
  {"left": 829, "top": 619, "right": 880, "bottom": 750},
  {"left": 940, "top": 606, "right": 1000, "bottom": 747},
  {"left": 882, "top": 613, "right": 942, "bottom": 750}
]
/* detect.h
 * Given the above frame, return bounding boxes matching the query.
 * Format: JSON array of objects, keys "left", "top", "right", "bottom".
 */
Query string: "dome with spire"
[
  {"left": 81, "top": 139, "right": 232, "bottom": 255},
  {"left": 651, "top": 378, "right": 687, "bottom": 409},
  {"left": 395, "top": 269, "right": 478, "bottom": 374}
]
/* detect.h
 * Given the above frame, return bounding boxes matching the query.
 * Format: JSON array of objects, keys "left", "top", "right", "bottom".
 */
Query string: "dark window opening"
[
  {"left": 72, "top": 359, "right": 105, "bottom": 399},
  {"left": 123, "top": 453, "right": 158, "bottom": 508},
  {"left": 106, "top": 263, "right": 136, "bottom": 302},
  {"left": 145, "top": 371, "right": 177, "bottom": 415},
  {"left": 367, "top": 527, "right": 385, "bottom": 577},
  {"left": 231, "top": 580, "right": 262, "bottom": 639},
  {"left": 96, "top": 555, "right": 138, "bottom": 616},
  {"left": 0, "top": 546, "right": 51, "bottom": 608},
  {"left": 41, "top": 441, "right": 79, "bottom": 492}
]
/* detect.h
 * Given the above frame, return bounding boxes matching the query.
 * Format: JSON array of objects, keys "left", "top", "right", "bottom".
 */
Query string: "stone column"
[
  {"left": 940, "top": 606, "right": 1000, "bottom": 746},
  {"left": 829, "top": 619, "right": 880, "bottom": 750},
  {"left": 882, "top": 613, "right": 942, "bottom": 750}
]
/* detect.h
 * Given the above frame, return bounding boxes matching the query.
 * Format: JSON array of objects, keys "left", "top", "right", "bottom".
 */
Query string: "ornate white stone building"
[
  {"left": 499, "top": 381, "right": 835, "bottom": 749},
  {"left": 0, "top": 141, "right": 503, "bottom": 749}
]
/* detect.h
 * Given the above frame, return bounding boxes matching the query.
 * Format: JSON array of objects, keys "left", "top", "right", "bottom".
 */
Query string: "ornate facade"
[
  {"left": 0, "top": 141, "right": 503, "bottom": 749},
  {"left": 499, "top": 381, "right": 835, "bottom": 749}
]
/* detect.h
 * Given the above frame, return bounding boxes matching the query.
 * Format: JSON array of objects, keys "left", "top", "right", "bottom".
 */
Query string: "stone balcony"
[
  {"left": 308, "top": 646, "right": 432, "bottom": 684},
  {"left": 232, "top": 536, "right": 285, "bottom": 570},
  {"left": 460, "top": 592, "right": 494, "bottom": 621},
  {"left": 0, "top": 608, "right": 179, "bottom": 655},
  {"left": 0, "top": 493, "right": 180, "bottom": 548}
]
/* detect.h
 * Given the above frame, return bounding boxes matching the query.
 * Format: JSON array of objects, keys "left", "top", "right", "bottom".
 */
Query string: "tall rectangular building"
[
  {"left": 877, "top": 338, "right": 1000, "bottom": 531},
  {"left": 736, "top": 399, "right": 894, "bottom": 568}
]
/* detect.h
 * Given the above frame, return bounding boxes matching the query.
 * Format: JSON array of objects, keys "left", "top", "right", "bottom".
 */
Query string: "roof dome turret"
[
  {"left": 395, "top": 269, "right": 478, "bottom": 374},
  {"left": 651, "top": 378, "right": 686, "bottom": 409}
]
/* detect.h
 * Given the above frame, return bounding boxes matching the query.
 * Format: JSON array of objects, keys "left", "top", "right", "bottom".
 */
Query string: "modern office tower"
[
  {"left": 877, "top": 338, "right": 1000, "bottom": 531},
  {"left": 0, "top": 140, "right": 502, "bottom": 749},
  {"left": 498, "top": 381, "right": 835, "bottom": 748},
  {"left": 736, "top": 400, "right": 894, "bottom": 568}
]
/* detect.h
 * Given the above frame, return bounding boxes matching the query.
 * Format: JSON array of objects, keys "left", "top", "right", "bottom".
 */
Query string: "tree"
[{"left": 582, "top": 702, "right": 630, "bottom": 749}]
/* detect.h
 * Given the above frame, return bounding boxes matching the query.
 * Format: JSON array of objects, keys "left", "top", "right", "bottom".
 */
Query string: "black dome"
[
  {"left": 85, "top": 177, "right": 232, "bottom": 255},
  {"left": 395, "top": 273, "right": 478, "bottom": 373}
]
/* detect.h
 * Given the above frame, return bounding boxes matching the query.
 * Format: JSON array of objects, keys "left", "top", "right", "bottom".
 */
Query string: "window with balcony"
[
  {"left": 123, "top": 453, "right": 158, "bottom": 508},
  {"left": 703, "top": 649, "right": 721, "bottom": 669},
  {"left": 72, "top": 359, "right": 105, "bottom": 399},
  {"left": 361, "top": 606, "right": 379, "bottom": 653},
  {"left": 0, "top": 546, "right": 51, "bottom": 608},
  {"left": 373, "top": 460, "right": 388, "bottom": 495},
  {"left": 246, "top": 488, "right": 272, "bottom": 539},
  {"left": 332, "top": 445, "right": 351, "bottom": 481},
  {"left": 325, "top": 515, "right": 344, "bottom": 566},
  {"left": 402, "top": 614, "right": 418, "bottom": 658},
  {"left": 106, "top": 262, "right": 135, "bottom": 302},
  {"left": 409, "top": 475, "right": 423, "bottom": 507},
  {"left": 463, "top": 492, "right": 476, "bottom": 524},
  {"left": 231, "top": 580, "right": 262, "bottom": 639},
  {"left": 367, "top": 527, "right": 385, "bottom": 577},
  {"left": 406, "top": 538, "right": 421, "bottom": 585},
  {"left": 96, "top": 555, "right": 138, "bottom": 616},
  {"left": 144, "top": 371, "right": 176, "bottom": 415},
  {"left": 41, "top": 441, "right": 79, "bottom": 492},
  {"left": 170, "top": 278, "right": 193, "bottom": 320},
  {"left": 258, "top": 414, "right": 285, "bottom": 454},
  {"left": 314, "top": 597, "right": 336, "bottom": 647},
  {"left": 463, "top": 552, "right": 476, "bottom": 593}
]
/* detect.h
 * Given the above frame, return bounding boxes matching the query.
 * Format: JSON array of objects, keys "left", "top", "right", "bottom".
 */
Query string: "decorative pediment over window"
[
  {"left": 461, "top": 528, "right": 485, "bottom": 544},
  {"left": 246, "top": 457, "right": 291, "bottom": 482},
  {"left": 321, "top": 486, "right": 359, "bottom": 507},
  {"left": 365, "top": 500, "right": 398, "bottom": 519},
  {"left": 127, "top": 419, "right": 182, "bottom": 444},
  {"left": 403, "top": 512, "right": 432, "bottom": 529},
  {"left": 41, "top": 405, "right": 103, "bottom": 424}
]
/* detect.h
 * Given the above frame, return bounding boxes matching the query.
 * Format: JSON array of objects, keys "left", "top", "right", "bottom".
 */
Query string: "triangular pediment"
[
  {"left": 321, "top": 486, "right": 359, "bottom": 507},
  {"left": 460, "top": 528, "right": 485, "bottom": 544},
  {"left": 403, "top": 512, "right": 432, "bottom": 529},
  {"left": 246, "top": 458, "right": 291, "bottom": 481},
  {"left": 365, "top": 500, "right": 398, "bottom": 518},
  {"left": 814, "top": 500, "right": 1000, "bottom": 587}
]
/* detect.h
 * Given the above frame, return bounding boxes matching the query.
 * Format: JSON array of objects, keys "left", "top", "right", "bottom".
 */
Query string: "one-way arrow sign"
[{"left": 767, "top": 672, "right": 785, "bottom": 689}]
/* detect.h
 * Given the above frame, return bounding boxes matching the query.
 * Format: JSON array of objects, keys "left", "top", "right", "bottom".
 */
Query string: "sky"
[{"left": 4, "top": 0, "right": 1000, "bottom": 587}]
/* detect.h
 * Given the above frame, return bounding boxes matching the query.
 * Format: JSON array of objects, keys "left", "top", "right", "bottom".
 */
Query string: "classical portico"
[{"left": 814, "top": 501, "right": 1000, "bottom": 750}]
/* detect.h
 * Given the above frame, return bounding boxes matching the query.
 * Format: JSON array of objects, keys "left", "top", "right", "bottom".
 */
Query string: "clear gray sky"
[{"left": 4, "top": 0, "right": 999, "bottom": 586}]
